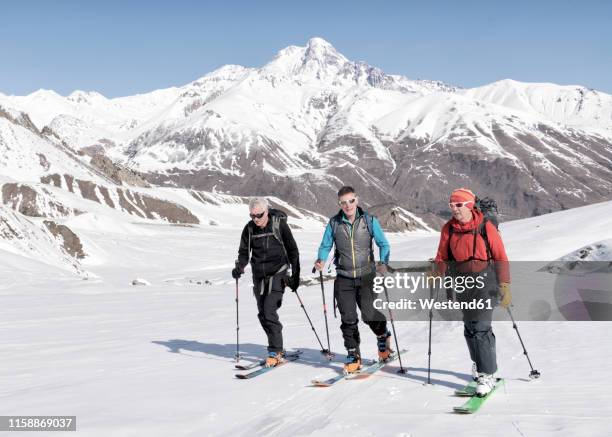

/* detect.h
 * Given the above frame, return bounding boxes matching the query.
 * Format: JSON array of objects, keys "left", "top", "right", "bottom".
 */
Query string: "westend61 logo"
[{"left": 373, "top": 273, "right": 486, "bottom": 294}]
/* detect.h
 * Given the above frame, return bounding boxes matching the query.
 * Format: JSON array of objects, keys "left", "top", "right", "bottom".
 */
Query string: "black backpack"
[
  {"left": 476, "top": 197, "right": 499, "bottom": 229},
  {"left": 447, "top": 196, "right": 499, "bottom": 262}
]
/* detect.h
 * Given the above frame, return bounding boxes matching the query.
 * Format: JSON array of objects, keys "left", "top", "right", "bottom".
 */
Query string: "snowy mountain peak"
[
  {"left": 306, "top": 36, "right": 335, "bottom": 50},
  {"left": 263, "top": 37, "right": 349, "bottom": 82},
  {"left": 303, "top": 37, "right": 347, "bottom": 65},
  {"left": 189, "top": 65, "right": 252, "bottom": 88},
  {"left": 27, "top": 89, "right": 64, "bottom": 100},
  {"left": 67, "top": 90, "right": 107, "bottom": 104}
]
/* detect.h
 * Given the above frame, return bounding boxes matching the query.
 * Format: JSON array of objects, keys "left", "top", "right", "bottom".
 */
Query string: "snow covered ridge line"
[{"left": 3, "top": 37, "right": 612, "bottom": 221}]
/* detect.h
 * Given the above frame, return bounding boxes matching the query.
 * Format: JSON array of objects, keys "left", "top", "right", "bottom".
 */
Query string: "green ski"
[
  {"left": 454, "top": 380, "right": 478, "bottom": 397},
  {"left": 453, "top": 378, "right": 504, "bottom": 414}
]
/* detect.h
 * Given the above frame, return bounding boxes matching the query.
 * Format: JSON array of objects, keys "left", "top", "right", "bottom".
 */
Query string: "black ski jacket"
[{"left": 236, "top": 209, "right": 300, "bottom": 280}]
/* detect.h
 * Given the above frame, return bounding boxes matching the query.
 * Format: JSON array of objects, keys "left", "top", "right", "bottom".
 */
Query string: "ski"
[
  {"left": 346, "top": 349, "right": 408, "bottom": 380},
  {"left": 310, "top": 357, "right": 379, "bottom": 387},
  {"left": 235, "top": 360, "right": 265, "bottom": 370},
  {"left": 311, "top": 350, "right": 407, "bottom": 387},
  {"left": 235, "top": 351, "right": 302, "bottom": 370},
  {"left": 311, "top": 372, "right": 347, "bottom": 387},
  {"left": 454, "top": 380, "right": 478, "bottom": 397},
  {"left": 453, "top": 378, "right": 504, "bottom": 414},
  {"left": 235, "top": 351, "right": 302, "bottom": 379}
]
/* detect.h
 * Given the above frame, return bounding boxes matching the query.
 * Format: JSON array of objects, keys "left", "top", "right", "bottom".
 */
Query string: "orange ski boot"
[
  {"left": 343, "top": 349, "right": 362, "bottom": 374},
  {"left": 265, "top": 351, "right": 285, "bottom": 367},
  {"left": 377, "top": 331, "right": 393, "bottom": 361}
]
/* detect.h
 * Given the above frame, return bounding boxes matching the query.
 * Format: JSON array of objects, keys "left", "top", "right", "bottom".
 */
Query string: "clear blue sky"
[{"left": 2, "top": 0, "right": 610, "bottom": 97}]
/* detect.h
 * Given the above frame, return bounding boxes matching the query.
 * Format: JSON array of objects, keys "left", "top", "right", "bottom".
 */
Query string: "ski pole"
[
  {"left": 381, "top": 280, "right": 406, "bottom": 374},
  {"left": 234, "top": 276, "right": 240, "bottom": 363},
  {"left": 426, "top": 280, "right": 435, "bottom": 384},
  {"left": 312, "top": 266, "right": 332, "bottom": 357},
  {"left": 507, "top": 307, "right": 541, "bottom": 379},
  {"left": 294, "top": 289, "right": 328, "bottom": 354},
  {"left": 426, "top": 260, "right": 439, "bottom": 385}
]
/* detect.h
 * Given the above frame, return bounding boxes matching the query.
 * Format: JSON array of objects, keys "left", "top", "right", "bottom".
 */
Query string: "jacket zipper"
[{"left": 350, "top": 218, "right": 358, "bottom": 278}]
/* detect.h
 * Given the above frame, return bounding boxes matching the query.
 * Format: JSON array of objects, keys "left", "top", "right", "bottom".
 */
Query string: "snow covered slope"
[
  {"left": 1, "top": 195, "right": 611, "bottom": 436},
  {"left": 462, "top": 79, "right": 612, "bottom": 134}
]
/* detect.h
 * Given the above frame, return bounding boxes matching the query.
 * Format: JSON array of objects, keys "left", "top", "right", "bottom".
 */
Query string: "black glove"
[
  {"left": 286, "top": 276, "right": 299, "bottom": 292},
  {"left": 231, "top": 267, "right": 243, "bottom": 279}
]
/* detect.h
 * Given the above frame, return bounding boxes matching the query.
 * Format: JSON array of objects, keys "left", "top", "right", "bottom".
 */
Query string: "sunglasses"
[
  {"left": 249, "top": 211, "right": 266, "bottom": 219},
  {"left": 449, "top": 201, "right": 473, "bottom": 208},
  {"left": 338, "top": 198, "right": 357, "bottom": 207}
]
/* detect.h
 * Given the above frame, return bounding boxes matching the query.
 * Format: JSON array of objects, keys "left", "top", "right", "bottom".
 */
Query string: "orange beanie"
[{"left": 450, "top": 188, "right": 476, "bottom": 203}]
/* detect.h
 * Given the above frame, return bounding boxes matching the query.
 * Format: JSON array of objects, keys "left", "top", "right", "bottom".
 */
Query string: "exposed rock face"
[
  {"left": 89, "top": 154, "right": 150, "bottom": 187},
  {"left": 0, "top": 212, "right": 19, "bottom": 240},
  {"left": 43, "top": 220, "right": 86, "bottom": 259},
  {"left": 142, "top": 167, "right": 396, "bottom": 219},
  {"left": 387, "top": 123, "right": 612, "bottom": 221},
  {"left": 368, "top": 204, "right": 434, "bottom": 233},
  {"left": 79, "top": 145, "right": 106, "bottom": 157},
  {"left": 1, "top": 183, "right": 77, "bottom": 218},
  {"left": 0, "top": 205, "right": 87, "bottom": 275},
  {"left": 138, "top": 121, "right": 612, "bottom": 226},
  {"left": 0, "top": 105, "right": 40, "bottom": 134},
  {"left": 126, "top": 190, "right": 199, "bottom": 224},
  {"left": 37, "top": 174, "right": 199, "bottom": 225},
  {"left": 76, "top": 179, "right": 99, "bottom": 203}
]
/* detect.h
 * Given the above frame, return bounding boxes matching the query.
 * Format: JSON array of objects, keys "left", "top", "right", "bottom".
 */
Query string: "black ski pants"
[
  {"left": 253, "top": 273, "right": 285, "bottom": 353},
  {"left": 334, "top": 273, "right": 388, "bottom": 353}
]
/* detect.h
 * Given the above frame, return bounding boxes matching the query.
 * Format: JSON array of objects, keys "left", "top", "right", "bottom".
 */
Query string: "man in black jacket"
[{"left": 232, "top": 197, "right": 300, "bottom": 367}]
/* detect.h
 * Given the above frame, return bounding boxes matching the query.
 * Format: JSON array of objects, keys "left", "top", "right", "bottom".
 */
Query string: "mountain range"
[{"left": 1, "top": 37, "right": 611, "bottom": 231}]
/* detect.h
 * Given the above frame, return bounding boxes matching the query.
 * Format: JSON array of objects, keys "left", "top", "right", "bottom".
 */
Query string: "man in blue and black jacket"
[{"left": 314, "top": 186, "right": 391, "bottom": 373}]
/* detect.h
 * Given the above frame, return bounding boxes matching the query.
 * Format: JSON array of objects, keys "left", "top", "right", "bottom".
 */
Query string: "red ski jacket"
[{"left": 434, "top": 210, "right": 510, "bottom": 283}]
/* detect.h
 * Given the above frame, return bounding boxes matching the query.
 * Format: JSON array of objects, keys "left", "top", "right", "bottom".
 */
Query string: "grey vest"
[{"left": 333, "top": 215, "right": 375, "bottom": 278}]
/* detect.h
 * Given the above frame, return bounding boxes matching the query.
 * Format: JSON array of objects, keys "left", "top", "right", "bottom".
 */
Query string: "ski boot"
[
  {"left": 475, "top": 373, "right": 496, "bottom": 397},
  {"left": 343, "top": 348, "right": 362, "bottom": 374},
  {"left": 265, "top": 351, "right": 285, "bottom": 368},
  {"left": 471, "top": 362, "right": 478, "bottom": 381},
  {"left": 377, "top": 330, "right": 393, "bottom": 361}
]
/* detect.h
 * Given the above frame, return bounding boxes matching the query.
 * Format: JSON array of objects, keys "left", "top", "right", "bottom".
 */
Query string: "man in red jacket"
[{"left": 434, "top": 188, "right": 511, "bottom": 396}]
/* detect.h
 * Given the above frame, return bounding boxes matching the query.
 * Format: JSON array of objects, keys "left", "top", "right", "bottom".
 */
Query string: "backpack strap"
[
  {"left": 447, "top": 218, "right": 493, "bottom": 262},
  {"left": 479, "top": 218, "right": 493, "bottom": 261},
  {"left": 247, "top": 223, "right": 252, "bottom": 257},
  {"left": 329, "top": 215, "right": 341, "bottom": 264},
  {"left": 362, "top": 211, "right": 375, "bottom": 260},
  {"left": 330, "top": 215, "right": 340, "bottom": 237},
  {"left": 447, "top": 225, "right": 455, "bottom": 262},
  {"left": 271, "top": 215, "right": 289, "bottom": 264},
  {"left": 362, "top": 211, "right": 374, "bottom": 238}
]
